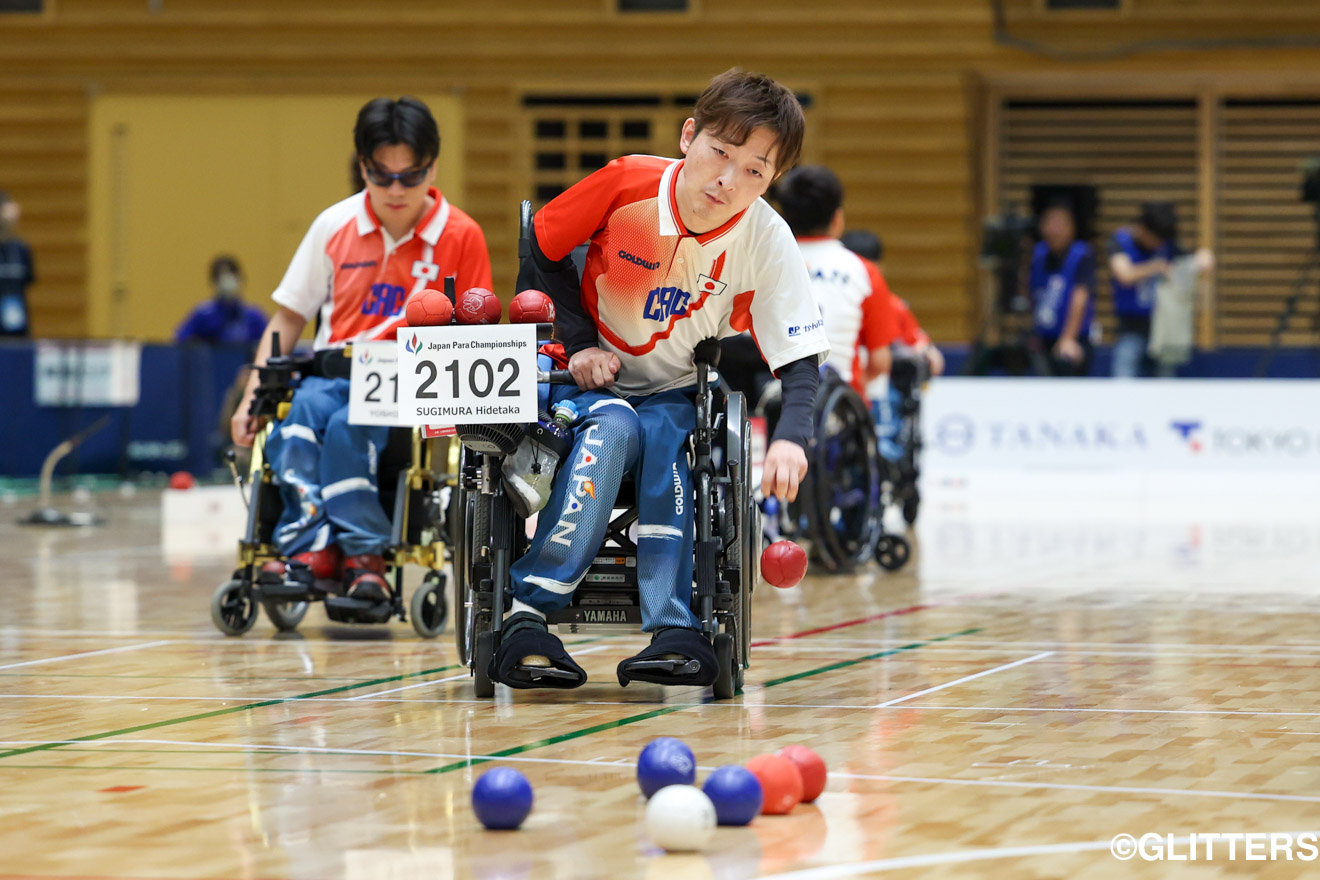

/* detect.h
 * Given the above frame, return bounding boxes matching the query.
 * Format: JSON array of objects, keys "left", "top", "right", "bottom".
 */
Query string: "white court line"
[
  {"left": 836, "top": 771, "right": 1320, "bottom": 804},
  {"left": 0, "top": 640, "right": 174, "bottom": 671},
  {"left": 875, "top": 652, "right": 1053, "bottom": 709},
  {"left": 756, "top": 831, "right": 1320, "bottom": 879},
  {"left": 751, "top": 644, "right": 1320, "bottom": 660}
]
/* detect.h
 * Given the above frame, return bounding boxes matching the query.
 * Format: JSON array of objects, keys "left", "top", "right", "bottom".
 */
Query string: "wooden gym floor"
[{"left": 1, "top": 488, "right": 1318, "bottom": 879}]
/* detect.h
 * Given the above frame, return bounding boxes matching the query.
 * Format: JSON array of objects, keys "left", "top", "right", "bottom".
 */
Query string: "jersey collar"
[
  {"left": 355, "top": 187, "right": 449, "bottom": 244},
  {"left": 660, "top": 159, "right": 748, "bottom": 246}
]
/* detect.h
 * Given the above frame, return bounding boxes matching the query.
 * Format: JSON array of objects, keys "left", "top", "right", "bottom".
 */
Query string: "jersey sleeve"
[
  {"left": 859, "top": 260, "right": 898, "bottom": 351},
  {"left": 1076, "top": 249, "right": 1097, "bottom": 293},
  {"left": 734, "top": 217, "right": 831, "bottom": 373},
  {"left": 271, "top": 210, "right": 334, "bottom": 321},
  {"left": 533, "top": 158, "right": 628, "bottom": 262}
]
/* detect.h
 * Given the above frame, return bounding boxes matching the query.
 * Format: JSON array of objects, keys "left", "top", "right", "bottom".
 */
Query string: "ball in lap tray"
[
  {"left": 509, "top": 289, "right": 555, "bottom": 324},
  {"left": 455, "top": 287, "right": 502, "bottom": 325},
  {"left": 405, "top": 288, "right": 454, "bottom": 327}
]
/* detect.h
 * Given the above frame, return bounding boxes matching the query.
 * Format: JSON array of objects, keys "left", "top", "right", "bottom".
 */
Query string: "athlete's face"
[
  {"left": 1040, "top": 207, "right": 1076, "bottom": 252},
  {"left": 674, "top": 119, "right": 778, "bottom": 234},
  {"left": 359, "top": 143, "right": 436, "bottom": 234}
]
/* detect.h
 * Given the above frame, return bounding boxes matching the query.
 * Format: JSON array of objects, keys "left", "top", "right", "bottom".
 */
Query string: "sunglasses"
[{"left": 363, "top": 162, "right": 431, "bottom": 188}]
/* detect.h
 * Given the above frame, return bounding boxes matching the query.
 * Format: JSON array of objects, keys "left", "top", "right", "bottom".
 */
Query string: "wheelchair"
[
  {"left": 448, "top": 337, "right": 759, "bottom": 700},
  {"left": 209, "top": 336, "right": 452, "bottom": 639},
  {"left": 759, "top": 366, "right": 910, "bottom": 573}
]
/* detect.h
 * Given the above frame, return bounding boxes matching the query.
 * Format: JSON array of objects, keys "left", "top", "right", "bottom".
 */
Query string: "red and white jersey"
[
  {"left": 796, "top": 237, "right": 897, "bottom": 384},
  {"left": 272, "top": 188, "right": 491, "bottom": 350},
  {"left": 891, "top": 296, "right": 931, "bottom": 352},
  {"left": 536, "top": 155, "right": 829, "bottom": 395}
]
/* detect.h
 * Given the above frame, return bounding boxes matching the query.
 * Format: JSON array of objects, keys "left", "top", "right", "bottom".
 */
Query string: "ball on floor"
[
  {"left": 777, "top": 745, "right": 827, "bottom": 802},
  {"left": 472, "top": 766, "right": 534, "bottom": 830},
  {"left": 645, "top": 784, "right": 717, "bottom": 852},
  {"left": 702, "top": 764, "right": 762, "bottom": 825},
  {"left": 637, "top": 737, "right": 696, "bottom": 798},
  {"left": 745, "top": 753, "right": 803, "bottom": 815}
]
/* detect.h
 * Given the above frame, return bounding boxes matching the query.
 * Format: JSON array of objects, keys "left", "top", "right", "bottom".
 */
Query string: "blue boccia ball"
[
  {"left": 703, "top": 765, "right": 763, "bottom": 826},
  {"left": 472, "top": 767, "right": 534, "bottom": 830},
  {"left": 637, "top": 737, "right": 696, "bottom": 799}
]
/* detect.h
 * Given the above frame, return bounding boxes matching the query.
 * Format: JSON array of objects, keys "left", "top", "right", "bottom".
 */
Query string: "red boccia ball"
[
  {"left": 405, "top": 288, "right": 454, "bottom": 327},
  {"left": 745, "top": 753, "right": 804, "bottom": 815},
  {"left": 777, "top": 745, "right": 827, "bottom": 803},
  {"left": 455, "top": 287, "right": 503, "bottom": 325},
  {"left": 508, "top": 289, "right": 555, "bottom": 324},
  {"left": 761, "top": 540, "right": 807, "bottom": 588},
  {"left": 168, "top": 470, "right": 195, "bottom": 490}
]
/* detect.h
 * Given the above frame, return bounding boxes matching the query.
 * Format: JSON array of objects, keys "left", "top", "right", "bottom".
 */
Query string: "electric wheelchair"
[
  {"left": 448, "top": 336, "right": 759, "bottom": 700},
  {"left": 759, "top": 366, "right": 910, "bottom": 573},
  {"left": 209, "top": 335, "right": 452, "bottom": 639}
]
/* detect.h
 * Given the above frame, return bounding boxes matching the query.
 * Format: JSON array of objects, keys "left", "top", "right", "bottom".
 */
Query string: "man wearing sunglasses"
[{"left": 231, "top": 96, "right": 492, "bottom": 611}]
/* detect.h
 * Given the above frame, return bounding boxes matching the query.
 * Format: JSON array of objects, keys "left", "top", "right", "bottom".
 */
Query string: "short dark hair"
[
  {"left": 692, "top": 68, "right": 805, "bottom": 179},
  {"left": 840, "top": 229, "right": 883, "bottom": 262},
  {"left": 209, "top": 254, "right": 242, "bottom": 283},
  {"left": 1138, "top": 201, "right": 1178, "bottom": 244},
  {"left": 774, "top": 165, "right": 842, "bottom": 236},
  {"left": 354, "top": 97, "right": 440, "bottom": 168}
]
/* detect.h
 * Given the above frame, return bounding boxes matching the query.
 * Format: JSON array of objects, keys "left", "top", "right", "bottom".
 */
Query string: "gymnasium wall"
[{"left": 1, "top": 0, "right": 1319, "bottom": 345}]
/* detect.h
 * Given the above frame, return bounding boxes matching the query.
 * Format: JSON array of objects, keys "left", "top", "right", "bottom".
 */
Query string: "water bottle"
[{"left": 502, "top": 400, "right": 580, "bottom": 518}]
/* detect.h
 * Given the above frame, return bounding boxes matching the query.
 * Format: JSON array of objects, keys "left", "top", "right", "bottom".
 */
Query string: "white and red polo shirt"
[
  {"left": 536, "top": 155, "right": 829, "bottom": 395},
  {"left": 273, "top": 187, "right": 491, "bottom": 350},
  {"left": 795, "top": 237, "right": 897, "bottom": 386}
]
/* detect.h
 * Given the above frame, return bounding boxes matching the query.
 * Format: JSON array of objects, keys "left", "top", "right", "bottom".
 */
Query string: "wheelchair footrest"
[
  {"left": 623, "top": 658, "right": 700, "bottom": 675},
  {"left": 324, "top": 596, "right": 393, "bottom": 624},
  {"left": 257, "top": 581, "right": 319, "bottom": 602},
  {"left": 516, "top": 664, "right": 582, "bottom": 682}
]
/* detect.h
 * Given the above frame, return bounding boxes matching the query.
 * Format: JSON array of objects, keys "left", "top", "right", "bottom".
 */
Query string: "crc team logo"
[
  {"left": 404, "top": 332, "right": 422, "bottom": 355},
  {"left": 1170, "top": 420, "right": 1204, "bottom": 453}
]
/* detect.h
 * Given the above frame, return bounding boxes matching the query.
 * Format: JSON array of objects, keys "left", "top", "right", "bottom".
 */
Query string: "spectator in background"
[
  {"left": 175, "top": 255, "right": 267, "bottom": 347},
  {"left": 1109, "top": 201, "right": 1212, "bottom": 378},
  {"left": 0, "top": 191, "right": 34, "bottom": 338},
  {"left": 1030, "top": 199, "right": 1095, "bottom": 376},
  {"left": 840, "top": 229, "right": 945, "bottom": 380}
]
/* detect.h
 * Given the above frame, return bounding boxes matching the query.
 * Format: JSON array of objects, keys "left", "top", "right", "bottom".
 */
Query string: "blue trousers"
[
  {"left": 511, "top": 385, "right": 698, "bottom": 631},
  {"left": 262, "top": 376, "right": 393, "bottom": 557}
]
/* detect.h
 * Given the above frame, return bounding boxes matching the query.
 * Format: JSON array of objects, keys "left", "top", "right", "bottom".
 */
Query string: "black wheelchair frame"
[
  {"left": 208, "top": 335, "right": 452, "bottom": 639},
  {"left": 450, "top": 338, "right": 758, "bottom": 700},
  {"left": 885, "top": 353, "right": 929, "bottom": 528}
]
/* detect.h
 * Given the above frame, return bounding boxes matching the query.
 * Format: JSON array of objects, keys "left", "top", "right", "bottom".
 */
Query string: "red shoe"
[
  {"left": 344, "top": 554, "right": 390, "bottom": 604},
  {"left": 261, "top": 546, "right": 342, "bottom": 581}
]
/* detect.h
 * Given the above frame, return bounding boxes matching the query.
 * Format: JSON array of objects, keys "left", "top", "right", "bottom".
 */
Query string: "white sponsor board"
[
  {"left": 34, "top": 340, "right": 141, "bottom": 407},
  {"left": 396, "top": 323, "right": 538, "bottom": 426},
  {"left": 347, "top": 341, "right": 401, "bottom": 426},
  {"left": 923, "top": 378, "right": 1320, "bottom": 485}
]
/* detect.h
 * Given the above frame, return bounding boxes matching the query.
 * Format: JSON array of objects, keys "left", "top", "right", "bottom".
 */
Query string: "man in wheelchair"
[
  {"left": 493, "top": 68, "right": 829, "bottom": 690},
  {"left": 229, "top": 96, "right": 491, "bottom": 616}
]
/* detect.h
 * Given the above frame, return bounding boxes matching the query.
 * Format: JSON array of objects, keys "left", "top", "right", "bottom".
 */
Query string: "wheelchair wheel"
[
  {"left": 211, "top": 579, "right": 259, "bottom": 636},
  {"left": 473, "top": 628, "right": 496, "bottom": 698},
  {"left": 261, "top": 598, "right": 308, "bottom": 632},
  {"left": 802, "top": 379, "right": 883, "bottom": 573},
  {"left": 410, "top": 570, "right": 448, "bottom": 639},
  {"left": 713, "top": 632, "right": 738, "bottom": 700},
  {"left": 875, "top": 534, "right": 911, "bottom": 572}
]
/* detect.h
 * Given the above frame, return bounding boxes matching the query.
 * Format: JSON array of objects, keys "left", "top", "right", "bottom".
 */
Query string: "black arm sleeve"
[
  {"left": 518, "top": 225, "right": 598, "bottom": 356},
  {"left": 770, "top": 357, "right": 819, "bottom": 450}
]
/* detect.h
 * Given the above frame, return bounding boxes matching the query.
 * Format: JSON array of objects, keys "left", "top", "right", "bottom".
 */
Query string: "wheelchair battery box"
[{"left": 581, "top": 554, "right": 637, "bottom": 588}]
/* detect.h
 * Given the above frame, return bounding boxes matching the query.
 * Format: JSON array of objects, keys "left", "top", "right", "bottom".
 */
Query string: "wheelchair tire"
[
  {"left": 875, "top": 534, "right": 911, "bottom": 572},
  {"left": 473, "top": 629, "right": 496, "bottom": 698},
  {"left": 713, "top": 632, "right": 738, "bottom": 700},
  {"left": 410, "top": 571, "right": 448, "bottom": 639},
  {"left": 211, "top": 579, "right": 259, "bottom": 636},
  {"left": 261, "top": 598, "right": 308, "bottom": 633},
  {"left": 802, "top": 379, "right": 883, "bottom": 574}
]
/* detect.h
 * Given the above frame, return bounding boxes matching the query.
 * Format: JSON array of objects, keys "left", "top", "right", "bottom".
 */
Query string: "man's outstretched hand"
[{"left": 762, "top": 439, "right": 808, "bottom": 503}]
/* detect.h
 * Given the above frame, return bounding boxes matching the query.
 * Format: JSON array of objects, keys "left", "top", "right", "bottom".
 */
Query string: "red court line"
[
  {"left": 750, "top": 603, "right": 934, "bottom": 647},
  {"left": 0, "top": 876, "right": 285, "bottom": 880}
]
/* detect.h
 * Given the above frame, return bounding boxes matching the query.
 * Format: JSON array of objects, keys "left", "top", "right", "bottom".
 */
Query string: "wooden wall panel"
[{"left": 0, "top": 0, "right": 1318, "bottom": 343}]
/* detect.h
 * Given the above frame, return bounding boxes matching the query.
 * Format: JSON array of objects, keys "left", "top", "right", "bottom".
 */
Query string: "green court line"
[
  {"left": 422, "top": 627, "right": 984, "bottom": 776},
  {"left": 0, "top": 630, "right": 980, "bottom": 776},
  {"left": 0, "top": 663, "right": 464, "bottom": 761}
]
